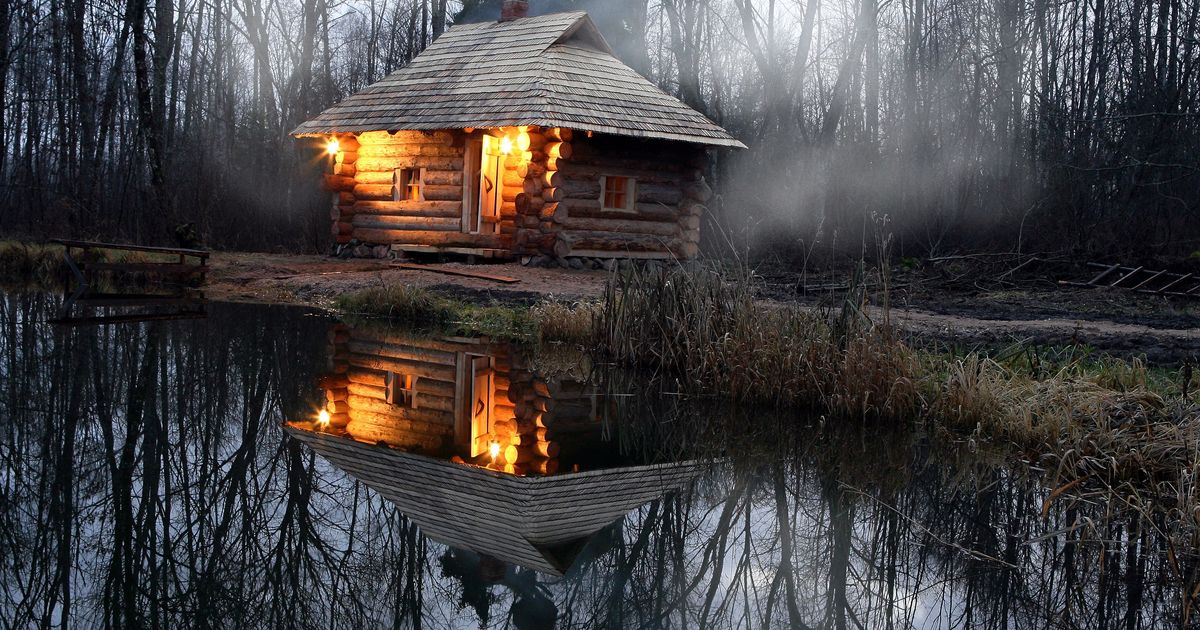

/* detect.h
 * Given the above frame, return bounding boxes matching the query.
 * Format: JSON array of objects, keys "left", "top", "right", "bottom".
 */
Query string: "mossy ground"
[{"left": 334, "top": 284, "right": 597, "bottom": 344}]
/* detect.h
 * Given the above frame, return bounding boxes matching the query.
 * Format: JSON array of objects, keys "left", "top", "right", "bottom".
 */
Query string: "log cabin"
[
  {"left": 290, "top": 2, "right": 744, "bottom": 261},
  {"left": 287, "top": 320, "right": 707, "bottom": 574}
]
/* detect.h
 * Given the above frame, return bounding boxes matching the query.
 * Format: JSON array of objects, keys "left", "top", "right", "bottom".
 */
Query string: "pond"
[{"left": 0, "top": 291, "right": 1192, "bottom": 628}]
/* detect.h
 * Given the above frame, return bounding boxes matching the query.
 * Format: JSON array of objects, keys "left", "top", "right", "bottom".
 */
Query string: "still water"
[{"left": 0, "top": 292, "right": 1192, "bottom": 628}]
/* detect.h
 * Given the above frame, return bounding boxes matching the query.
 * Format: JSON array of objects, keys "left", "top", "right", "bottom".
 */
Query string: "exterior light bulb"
[
  {"left": 499, "top": 136, "right": 513, "bottom": 155},
  {"left": 325, "top": 137, "right": 340, "bottom": 155},
  {"left": 489, "top": 440, "right": 501, "bottom": 461},
  {"left": 317, "top": 409, "right": 331, "bottom": 429}
]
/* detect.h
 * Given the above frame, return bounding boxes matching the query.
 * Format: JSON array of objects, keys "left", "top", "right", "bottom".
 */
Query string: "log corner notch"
[
  {"left": 513, "top": 126, "right": 572, "bottom": 257},
  {"left": 323, "top": 134, "right": 361, "bottom": 245}
]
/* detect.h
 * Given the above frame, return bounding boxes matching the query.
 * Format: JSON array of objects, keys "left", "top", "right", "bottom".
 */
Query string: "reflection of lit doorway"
[
  {"left": 463, "top": 137, "right": 503, "bottom": 235},
  {"left": 455, "top": 353, "right": 495, "bottom": 457}
]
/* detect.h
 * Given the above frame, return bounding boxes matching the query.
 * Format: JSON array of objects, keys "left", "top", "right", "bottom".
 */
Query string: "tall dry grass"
[
  {"left": 598, "top": 262, "right": 922, "bottom": 419},
  {"left": 529, "top": 300, "right": 598, "bottom": 345},
  {"left": 596, "top": 262, "right": 1200, "bottom": 547},
  {"left": 0, "top": 241, "right": 70, "bottom": 288}
]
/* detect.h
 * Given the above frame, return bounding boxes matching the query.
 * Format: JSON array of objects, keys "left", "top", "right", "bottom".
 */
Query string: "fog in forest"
[{"left": 1, "top": 0, "right": 1196, "bottom": 260}]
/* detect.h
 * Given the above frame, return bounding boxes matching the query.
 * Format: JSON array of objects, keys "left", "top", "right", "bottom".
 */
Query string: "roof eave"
[{"left": 291, "top": 122, "right": 746, "bottom": 149}]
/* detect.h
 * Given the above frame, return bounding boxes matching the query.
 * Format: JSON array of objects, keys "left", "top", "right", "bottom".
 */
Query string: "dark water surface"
[{"left": 0, "top": 292, "right": 1191, "bottom": 628}]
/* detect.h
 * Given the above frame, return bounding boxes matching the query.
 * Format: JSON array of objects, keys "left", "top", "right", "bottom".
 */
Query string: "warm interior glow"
[
  {"left": 516, "top": 130, "right": 530, "bottom": 151},
  {"left": 317, "top": 409, "right": 331, "bottom": 429},
  {"left": 325, "top": 137, "right": 340, "bottom": 155},
  {"left": 489, "top": 440, "right": 501, "bottom": 461},
  {"left": 499, "top": 136, "right": 513, "bottom": 155}
]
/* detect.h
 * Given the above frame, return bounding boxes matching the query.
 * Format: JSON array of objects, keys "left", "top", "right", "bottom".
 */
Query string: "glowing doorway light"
[
  {"left": 499, "top": 136, "right": 513, "bottom": 155},
  {"left": 317, "top": 409, "right": 331, "bottom": 430},
  {"left": 325, "top": 137, "right": 340, "bottom": 155}
]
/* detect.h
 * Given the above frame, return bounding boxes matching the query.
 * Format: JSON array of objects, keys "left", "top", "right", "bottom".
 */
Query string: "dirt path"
[
  {"left": 203, "top": 252, "right": 1197, "bottom": 362},
  {"left": 888, "top": 306, "right": 1199, "bottom": 363},
  {"left": 203, "top": 252, "right": 606, "bottom": 307}
]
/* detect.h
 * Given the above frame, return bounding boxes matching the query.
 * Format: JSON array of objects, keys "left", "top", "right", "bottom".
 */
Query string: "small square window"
[
  {"left": 601, "top": 175, "right": 636, "bottom": 212},
  {"left": 386, "top": 372, "right": 419, "bottom": 408},
  {"left": 392, "top": 168, "right": 424, "bottom": 202}
]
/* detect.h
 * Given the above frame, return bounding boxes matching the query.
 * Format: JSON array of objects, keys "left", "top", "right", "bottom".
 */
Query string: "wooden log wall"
[
  {"left": 514, "top": 130, "right": 710, "bottom": 260},
  {"left": 316, "top": 324, "right": 462, "bottom": 451},
  {"left": 322, "top": 127, "right": 711, "bottom": 259},
  {"left": 309, "top": 322, "right": 615, "bottom": 477},
  {"left": 322, "top": 130, "right": 515, "bottom": 252}
]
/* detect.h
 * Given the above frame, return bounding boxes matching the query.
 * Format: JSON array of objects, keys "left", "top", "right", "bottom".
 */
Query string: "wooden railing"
[{"left": 50, "top": 239, "right": 208, "bottom": 289}]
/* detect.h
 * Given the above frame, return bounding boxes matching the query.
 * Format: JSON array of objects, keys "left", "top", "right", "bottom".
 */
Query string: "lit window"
[
  {"left": 386, "top": 372, "right": 418, "bottom": 408},
  {"left": 392, "top": 168, "right": 424, "bottom": 202},
  {"left": 601, "top": 175, "right": 636, "bottom": 212}
]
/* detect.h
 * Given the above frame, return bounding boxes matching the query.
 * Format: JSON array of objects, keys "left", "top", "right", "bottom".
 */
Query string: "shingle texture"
[{"left": 291, "top": 11, "right": 744, "bottom": 148}]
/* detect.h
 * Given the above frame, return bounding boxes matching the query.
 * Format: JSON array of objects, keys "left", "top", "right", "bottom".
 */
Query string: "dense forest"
[{"left": 0, "top": 0, "right": 1197, "bottom": 258}]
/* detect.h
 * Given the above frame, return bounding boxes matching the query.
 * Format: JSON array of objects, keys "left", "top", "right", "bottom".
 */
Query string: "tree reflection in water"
[{"left": 0, "top": 292, "right": 1192, "bottom": 628}]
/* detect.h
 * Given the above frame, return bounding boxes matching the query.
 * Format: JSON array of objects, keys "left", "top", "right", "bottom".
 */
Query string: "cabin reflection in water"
[{"left": 286, "top": 323, "right": 704, "bottom": 575}]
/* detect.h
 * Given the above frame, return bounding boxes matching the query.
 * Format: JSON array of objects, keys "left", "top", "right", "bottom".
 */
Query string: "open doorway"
[
  {"left": 463, "top": 136, "right": 504, "bottom": 234},
  {"left": 454, "top": 353, "right": 495, "bottom": 457}
]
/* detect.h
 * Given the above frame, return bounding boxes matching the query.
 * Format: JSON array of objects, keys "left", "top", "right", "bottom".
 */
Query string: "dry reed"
[
  {"left": 598, "top": 262, "right": 923, "bottom": 419},
  {"left": 529, "top": 299, "right": 598, "bottom": 344},
  {"left": 596, "top": 262, "right": 1200, "bottom": 549}
]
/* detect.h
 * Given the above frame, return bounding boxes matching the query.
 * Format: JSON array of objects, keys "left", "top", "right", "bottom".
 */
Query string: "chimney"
[{"left": 499, "top": 0, "right": 528, "bottom": 22}]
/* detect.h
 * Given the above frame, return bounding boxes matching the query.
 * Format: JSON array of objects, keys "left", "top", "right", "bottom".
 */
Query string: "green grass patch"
[{"left": 335, "top": 285, "right": 540, "bottom": 341}]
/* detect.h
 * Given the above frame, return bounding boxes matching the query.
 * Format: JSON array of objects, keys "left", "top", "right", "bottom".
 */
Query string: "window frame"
[
  {"left": 385, "top": 371, "right": 419, "bottom": 409},
  {"left": 599, "top": 175, "right": 637, "bottom": 213},
  {"left": 392, "top": 167, "right": 426, "bottom": 203}
]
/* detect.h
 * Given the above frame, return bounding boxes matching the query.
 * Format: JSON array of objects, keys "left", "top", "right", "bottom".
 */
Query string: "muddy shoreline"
[{"left": 201, "top": 252, "right": 1198, "bottom": 363}]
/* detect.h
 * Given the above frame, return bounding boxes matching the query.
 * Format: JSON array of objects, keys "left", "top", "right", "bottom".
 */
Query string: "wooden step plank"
[{"left": 390, "top": 263, "right": 520, "bottom": 284}]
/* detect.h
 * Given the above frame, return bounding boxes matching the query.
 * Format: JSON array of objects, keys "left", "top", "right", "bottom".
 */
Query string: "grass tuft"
[
  {"left": 0, "top": 241, "right": 70, "bottom": 289},
  {"left": 334, "top": 284, "right": 560, "bottom": 341},
  {"left": 530, "top": 300, "right": 598, "bottom": 344},
  {"left": 334, "top": 284, "right": 456, "bottom": 324}
]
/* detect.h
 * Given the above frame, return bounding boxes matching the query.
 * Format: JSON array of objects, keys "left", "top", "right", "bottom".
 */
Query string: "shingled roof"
[
  {"left": 287, "top": 427, "right": 707, "bottom": 575},
  {"left": 291, "top": 11, "right": 745, "bottom": 148}
]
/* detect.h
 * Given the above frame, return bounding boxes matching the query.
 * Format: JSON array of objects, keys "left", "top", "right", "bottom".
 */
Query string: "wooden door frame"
[
  {"left": 454, "top": 351, "right": 495, "bottom": 457},
  {"left": 462, "top": 138, "right": 483, "bottom": 234},
  {"left": 462, "top": 136, "right": 502, "bottom": 235}
]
